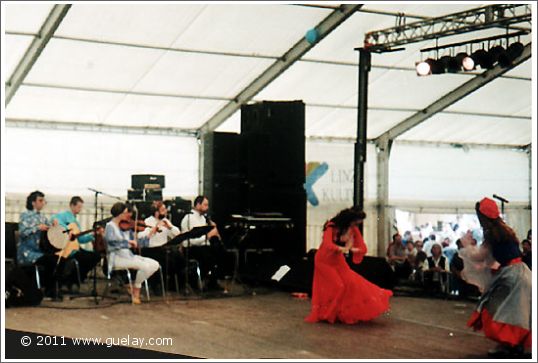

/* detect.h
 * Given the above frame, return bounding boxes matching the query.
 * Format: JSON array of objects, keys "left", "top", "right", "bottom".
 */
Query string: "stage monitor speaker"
[
  {"left": 240, "top": 249, "right": 287, "bottom": 284},
  {"left": 349, "top": 256, "right": 395, "bottom": 290},
  {"left": 277, "top": 253, "right": 395, "bottom": 294},
  {"left": 277, "top": 251, "right": 316, "bottom": 294},
  {"left": 131, "top": 174, "right": 165, "bottom": 190}
]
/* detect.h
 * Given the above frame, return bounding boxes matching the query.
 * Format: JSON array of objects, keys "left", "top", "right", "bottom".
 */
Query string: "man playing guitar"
[{"left": 50, "top": 196, "right": 102, "bottom": 293}]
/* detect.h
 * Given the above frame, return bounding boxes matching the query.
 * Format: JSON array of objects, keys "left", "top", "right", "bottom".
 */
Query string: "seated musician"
[
  {"left": 180, "top": 195, "right": 224, "bottom": 291},
  {"left": 138, "top": 201, "right": 185, "bottom": 293},
  {"left": 50, "top": 196, "right": 101, "bottom": 293},
  {"left": 17, "top": 191, "right": 61, "bottom": 298},
  {"left": 104, "top": 202, "right": 160, "bottom": 304}
]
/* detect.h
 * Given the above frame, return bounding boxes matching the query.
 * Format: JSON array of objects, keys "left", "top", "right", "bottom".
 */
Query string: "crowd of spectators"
[{"left": 386, "top": 223, "right": 532, "bottom": 299}]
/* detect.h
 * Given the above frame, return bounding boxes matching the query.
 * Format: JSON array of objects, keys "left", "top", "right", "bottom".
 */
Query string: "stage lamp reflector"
[
  {"left": 462, "top": 56, "right": 475, "bottom": 71},
  {"left": 416, "top": 61, "right": 431, "bottom": 76}
]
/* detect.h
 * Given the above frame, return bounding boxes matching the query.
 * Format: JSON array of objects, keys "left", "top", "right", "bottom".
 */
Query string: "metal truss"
[
  {"left": 364, "top": 4, "right": 532, "bottom": 51},
  {"left": 5, "top": 5, "right": 71, "bottom": 106}
]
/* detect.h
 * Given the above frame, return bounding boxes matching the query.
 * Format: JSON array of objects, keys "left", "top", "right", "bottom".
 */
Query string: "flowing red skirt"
[{"left": 305, "top": 252, "right": 392, "bottom": 324}]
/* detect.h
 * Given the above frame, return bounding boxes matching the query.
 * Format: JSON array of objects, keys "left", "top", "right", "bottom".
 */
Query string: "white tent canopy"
[{"left": 5, "top": 3, "right": 532, "bottom": 142}]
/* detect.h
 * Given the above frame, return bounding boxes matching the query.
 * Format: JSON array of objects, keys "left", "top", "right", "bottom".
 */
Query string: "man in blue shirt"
[
  {"left": 18, "top": 191, "right": 62, "bottom": 298},
  {"left": 51, "top": 196, "right": 101, "bottom": 292}
]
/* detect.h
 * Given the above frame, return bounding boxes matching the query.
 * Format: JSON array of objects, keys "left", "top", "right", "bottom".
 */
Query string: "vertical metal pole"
[{"left": 354, "top": 48, "right": 371, "bottom": 212}]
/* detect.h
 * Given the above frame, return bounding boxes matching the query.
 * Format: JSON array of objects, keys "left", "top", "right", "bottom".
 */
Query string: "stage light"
[
  {"left": 453, "top": 52, "right": 473, "bottom": 71},
  {"left": 446, "top": 56, "right": 461, "bottom": 73},
  {"left": 461, "top": 55, "right": 475, "bottom": 71},
  {"left": 416, "top": 60, "right": 431, "bottom": 76},
  {"left": 471, "top": 49, "right": 494, "bottom": 70},
  {"left": 429, "top": 58, "right": 445, "bottom": 74},
  {"left": 507, "top": 42, "right": 524, "bottom": 60},
  {"left": 489, "top": 45, "right": 509, "bottom": 67}
]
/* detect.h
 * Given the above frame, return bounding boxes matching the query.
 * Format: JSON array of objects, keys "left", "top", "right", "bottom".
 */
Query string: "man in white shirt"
[
  {"left": 180, "top": 195, "right": 223, "bottom": 290},
  {"left": 139, "top": 201, "right": 185, "bottom": 293}
]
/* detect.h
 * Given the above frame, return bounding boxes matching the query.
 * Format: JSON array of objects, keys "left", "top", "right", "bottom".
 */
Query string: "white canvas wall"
[{"left": 3, "top": 128, "right": 199, "bottom": 198}]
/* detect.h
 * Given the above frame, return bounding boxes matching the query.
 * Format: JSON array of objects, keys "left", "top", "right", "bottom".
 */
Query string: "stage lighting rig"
[{"left": 415, "top": 30, "right": 528, "bottom": 76}]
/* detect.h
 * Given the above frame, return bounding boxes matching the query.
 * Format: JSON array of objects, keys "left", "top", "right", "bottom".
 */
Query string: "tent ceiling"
[{"left": 4, "top": 3, "right": 532, "bottom": 146}]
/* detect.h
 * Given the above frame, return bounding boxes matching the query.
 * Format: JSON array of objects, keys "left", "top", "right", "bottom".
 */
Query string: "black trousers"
[
  {"left": 34, "top": 250, "right": 100, "bottom": 291},
  {"left": 71, "top": 250, "right": 101, "bottom": 284},
  {"left": 141, "top": 246, "right": 185, "bottom": 290},
  {"left": 186, "top": 237, "right": 225, "bottom": 284},
  {"left": 34, "top": 254, "right": 64, "bottom": 294}
]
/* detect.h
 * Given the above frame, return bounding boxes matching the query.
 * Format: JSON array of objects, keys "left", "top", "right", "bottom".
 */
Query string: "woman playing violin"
[{"left": 104, "top": 202, "right": 160, "bottom": 304}]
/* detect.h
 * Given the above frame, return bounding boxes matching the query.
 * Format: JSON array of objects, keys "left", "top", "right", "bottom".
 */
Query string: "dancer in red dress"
[{"left": 306, "top": 209, "right": 393, "bottom": 324}]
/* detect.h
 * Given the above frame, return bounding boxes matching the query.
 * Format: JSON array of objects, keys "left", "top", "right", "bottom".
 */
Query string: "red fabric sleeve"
[
  {"left": 351, "top": 226, "right": 367, "bottom": 264},
  {"left": 320, "top": 223, "right": 341, "bottom": 253}
]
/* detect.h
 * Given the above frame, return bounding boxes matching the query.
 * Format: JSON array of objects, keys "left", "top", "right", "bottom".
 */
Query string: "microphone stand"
[
  {"left": 91, "top": 189, "right": 99, "bottom": 304},
  {"left": 183, "top": 213, "right": 193, "bottom": 296},
  {"left": 86, "top": 187, "right": 123, "bottom": 305}
]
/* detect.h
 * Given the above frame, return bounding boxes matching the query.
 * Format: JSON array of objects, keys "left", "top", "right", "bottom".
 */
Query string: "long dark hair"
[
  {"left": 26, "top": 191, "right": 44, "bottom": 210},
  {"left": 475, "top": 202, "right": 519, "bottom": 246},
  {"left": 324, "top": 208, "right": 364, "bottom": 243}
]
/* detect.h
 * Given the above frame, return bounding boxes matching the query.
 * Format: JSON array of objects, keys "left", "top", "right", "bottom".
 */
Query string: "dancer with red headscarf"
[
  {"left": 460, "top": 197, "right": 531, "bottom": 357},
  {"left": 305, "top": 208, "right": 392, "bottom": 324}
]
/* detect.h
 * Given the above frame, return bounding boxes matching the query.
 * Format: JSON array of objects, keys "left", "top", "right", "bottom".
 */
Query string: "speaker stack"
[
  {"left": 202, "top": 101, "right": 306, "bottom": 266},
  {"left": 129, "top": 174, "right": 165, "bottom": 219}
]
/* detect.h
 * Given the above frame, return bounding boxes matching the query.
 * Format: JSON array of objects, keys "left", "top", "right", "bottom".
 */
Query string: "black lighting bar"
[{"left": 420, "top": 30, "right": 529, "bottom": 53}]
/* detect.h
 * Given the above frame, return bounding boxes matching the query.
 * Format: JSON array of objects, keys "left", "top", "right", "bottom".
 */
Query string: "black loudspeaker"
[
  {"left": 5, "top": 222, "right": 18, "bottom": 261},
  {"left": 165, "top": 197, "right": 192, "bottom": 228},
  {"left": 6, "top": 265, "right": 43, "bottom": 307},
  {"left": 349, "top": 256, "right": 395, "bottom": 290},
  {"left": 132, "top": 201, "right": 153, "bottom": 220},
  {"left": 240, "top": 101, "right": 306, "bottom": 261},
  {"left": 131, "top": 174, "right": 165, "bottom": 190},
  {"left": 245, "top": 185, "right": 306, "bottom": 260},
  {"left": 145, "top": 189, "right": 163, "bottom": 202},
  {"left": 127, "top": 189, "right": 144, "bottom": 201},
  {"left": 277, "top": 251, "right": 316, "bottom": 294},
  {"left": 202, "top": 132, "right": 245, "bottom": 226},
  {"left": 241, "top": 101, "right": 305, "bottom": 186},
  {"left": 277, "top": 253, "right": 395, "bottom": 294},
  {"left": 241, "top": 249, "right": 287, "bottom": 284}
]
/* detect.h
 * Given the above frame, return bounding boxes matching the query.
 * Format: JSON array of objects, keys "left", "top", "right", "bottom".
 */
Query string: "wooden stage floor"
[{"left": 5, "top": 289, "right": 499, "bottom": 359}]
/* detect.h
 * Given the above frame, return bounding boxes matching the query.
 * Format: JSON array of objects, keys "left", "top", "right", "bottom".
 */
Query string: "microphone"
[
  {"left": 88, "top": 188, "right": 102, "bottom": 194},
  {"left": 493, "top": 194, "right": 510, "bottom": 204}
]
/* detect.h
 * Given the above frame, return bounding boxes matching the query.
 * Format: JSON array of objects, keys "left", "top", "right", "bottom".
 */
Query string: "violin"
[{"left": 119, "top": 218, "right": 162, "bottom": 233}]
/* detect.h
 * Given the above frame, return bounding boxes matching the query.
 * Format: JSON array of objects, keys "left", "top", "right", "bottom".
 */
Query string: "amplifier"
[{"left": 131, "top": 174, "right": 165, "bottom": 190}]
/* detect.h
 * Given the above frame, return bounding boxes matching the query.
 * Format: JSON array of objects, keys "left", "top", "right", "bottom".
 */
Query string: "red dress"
[{"left": 305, "top": 223, "right": 393, "bottom": 324}]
